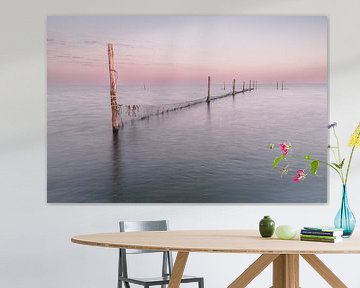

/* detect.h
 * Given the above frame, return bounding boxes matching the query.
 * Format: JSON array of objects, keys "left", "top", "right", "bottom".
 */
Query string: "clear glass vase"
[{"left": 334, "top": 185, "right": 356, "bottom": 237}]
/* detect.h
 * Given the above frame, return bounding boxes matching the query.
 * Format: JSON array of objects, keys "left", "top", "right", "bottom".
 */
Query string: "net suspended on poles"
[{"left": 118, "top": 89, "right": 250, "bottom": 125}]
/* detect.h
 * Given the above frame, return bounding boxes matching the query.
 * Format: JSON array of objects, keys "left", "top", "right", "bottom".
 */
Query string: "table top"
[{"left": 71, "top": 230, "right": 360, "bottom": 254}]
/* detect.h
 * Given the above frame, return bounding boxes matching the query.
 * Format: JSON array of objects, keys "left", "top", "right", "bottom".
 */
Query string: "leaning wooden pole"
[
  {"left": 242, "top": 81, "right": 245, "bottom": 93},
  {"left": 232, "top": 79, "right": 236, "bottom": 95},
  {"left": 108, "top": 44, "right": 119, "bottom": 134},
  {"left": 207, "top": 76, "right": 211, "bottom": 103}
]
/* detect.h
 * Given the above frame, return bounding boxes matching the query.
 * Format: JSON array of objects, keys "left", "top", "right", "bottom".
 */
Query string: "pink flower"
[
  {"left": 279, "top": 143, "right": 291, "bottom": 156},
  {"left": 293, "top": 169, "right": 306, "bottom": 183}
]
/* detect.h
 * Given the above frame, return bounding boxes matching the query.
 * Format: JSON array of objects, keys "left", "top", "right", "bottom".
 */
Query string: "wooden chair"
[{"left": 118, "top": 220, "right": 204, "bottom": 288}]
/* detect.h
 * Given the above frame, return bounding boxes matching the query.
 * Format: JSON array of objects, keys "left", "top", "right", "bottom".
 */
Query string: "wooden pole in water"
[
  {"left": 256, "top": 80, "right": 258, "bottom": 89},
  {"left": 282, "top": 80, "right": 284, "bottom": 90},
  {"left": 249, "top": 80, "right": 251, "bottom": 90},
  {"left": 108, "top": 43, "right": 119, "bottom": 134},
  {"left": 242, "top": 81, "right": 245, "bottom": 92},
  {"left": 224, "top": 81, "right": 226, "bottom": 90},
  {"left": 232, "top": 79, "right": 236, "bottom": 95},
  {"left": 277, "top": 81, "right": 279, "bottom": 90},
  {"left": 207, "top": 76, "right": 211, "bottom": 103}
]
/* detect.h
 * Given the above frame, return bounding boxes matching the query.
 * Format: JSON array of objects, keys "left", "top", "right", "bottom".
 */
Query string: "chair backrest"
[
  {"left": 119, "top": 220, "right": 169, "bottom": 254},
  {"left": 118, "top": 220, "right": 174, "bottom": 283}
]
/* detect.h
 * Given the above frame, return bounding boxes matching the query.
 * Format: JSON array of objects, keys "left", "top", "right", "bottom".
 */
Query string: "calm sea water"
[{"left": 47, "top": 83, "right": 328, "bottom": 203}]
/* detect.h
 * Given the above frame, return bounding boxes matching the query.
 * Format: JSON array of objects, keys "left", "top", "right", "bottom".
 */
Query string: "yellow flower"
[{"left": 349, "top": 122, "right": 360, "bottom": 147}]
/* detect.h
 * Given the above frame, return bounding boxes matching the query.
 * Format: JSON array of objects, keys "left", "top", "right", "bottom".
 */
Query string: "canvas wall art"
[{"left": 47, "top": 16, "right": 328, "bottom": 203}]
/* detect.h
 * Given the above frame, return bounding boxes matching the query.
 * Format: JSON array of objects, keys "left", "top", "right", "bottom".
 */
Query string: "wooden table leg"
[
  {"left": 168, "top": 252, "right": 189, "bottom": 288},
  {"left": 288, "top": 255, "right": 299, "bottom": 288},
  {"left": 273, "top": 254, "right": 286, "bottom": 287},
  {"left": 272, "top": 254, "right": 299, "bottom": 288},
  {"left": 301, "top": 254, "right": 347, "bottom": 288},
  {"left": 228, "top": 254, "right": 279, "bottom": 288}
]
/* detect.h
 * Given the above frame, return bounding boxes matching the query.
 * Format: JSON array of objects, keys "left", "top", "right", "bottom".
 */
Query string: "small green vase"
[{"left": 259, "top": 216, "right": 275, "bottom": 238}]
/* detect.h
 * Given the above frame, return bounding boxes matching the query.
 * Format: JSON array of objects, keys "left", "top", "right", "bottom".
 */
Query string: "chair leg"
[{"left": 198, "top": 278, "right": 204, "bottom": 288}]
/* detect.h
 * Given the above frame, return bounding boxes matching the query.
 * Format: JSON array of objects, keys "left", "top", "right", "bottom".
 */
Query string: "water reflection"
[{"left": 111, "top": 133, "right": 123, "bottom": 202}]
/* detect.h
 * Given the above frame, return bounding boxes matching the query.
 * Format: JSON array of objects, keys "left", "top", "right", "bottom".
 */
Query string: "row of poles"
[
  {"left": 277, "top": 80, "right": 285, "bottom": 90},
  {"left": 206, "top": 77, "right": 257, "bottom": 103}
]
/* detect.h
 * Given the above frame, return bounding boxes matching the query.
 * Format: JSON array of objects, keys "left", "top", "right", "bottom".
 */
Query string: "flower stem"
[
  {"left": 317, "top": 159, "right": 344, "bottom": 183},
  {"left": 345, "top": 146, "right": 356, "bottom": 185},
  {"left": 345, "top": 130, "right": 360, "bottom": 185},
  {"left": 330, "top": 147, "right": 338, "bottom": 164},
  {"left": 333, "top": 127, "right": 342, "bottom": 163},
  {"left": 333, "top": 127, "right": 345, "bottom": 181},
  {"left": 286, "top": 154, "right": 344, "bottom": 183}
]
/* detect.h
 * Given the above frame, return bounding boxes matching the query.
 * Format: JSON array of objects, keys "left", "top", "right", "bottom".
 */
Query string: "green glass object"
[
  {"left": 259, "top": 216, "right": 275, "bottom": 237},
  {"left": 275, "top": 225, "right": 297, "bottom": 240}
]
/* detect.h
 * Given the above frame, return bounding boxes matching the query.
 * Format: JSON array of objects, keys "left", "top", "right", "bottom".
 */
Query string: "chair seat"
[{"left": 119, "top": 274, "right": 203, "bottom": 286}]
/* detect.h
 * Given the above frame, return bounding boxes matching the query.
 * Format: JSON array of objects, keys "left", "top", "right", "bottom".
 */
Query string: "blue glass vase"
[{"left": 334, "top": 185, "right": 356, "bottom": 237}]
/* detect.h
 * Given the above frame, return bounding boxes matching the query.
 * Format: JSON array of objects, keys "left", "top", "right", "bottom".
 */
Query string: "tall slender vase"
[{"left": 334, "top": 185, "right": 356, "bottom": 237}]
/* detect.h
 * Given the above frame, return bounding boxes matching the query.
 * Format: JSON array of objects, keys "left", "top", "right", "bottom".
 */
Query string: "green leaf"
[
  {"left": 272, "top": 156, "right": 283, "bottom": 169},
  {"left": 269, "top": 143, "right": 275, "bottom": 149},
  {"left": 310, "top": 160, "right": 319, "bottom": 175},
  {"left": 332, "top": 163, "right": 341, "bottom": 169},
  {"left": 332, "top": 159, "right": 345, "bottom": 169},
  {"left": 339, "top": 158, "right": 345, "bottom": 169},
  {"left": 304, "top": 154, "right": 311, "bottom": 162}
]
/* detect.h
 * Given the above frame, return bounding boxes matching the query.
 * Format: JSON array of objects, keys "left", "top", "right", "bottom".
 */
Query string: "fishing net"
[{"left": 118, "top": 90, "right": 249, "bottom": 125}]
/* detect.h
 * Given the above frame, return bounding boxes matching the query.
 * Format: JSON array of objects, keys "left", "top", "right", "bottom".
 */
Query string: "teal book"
[{"left": 303, "top": 226, "right": 343, "bottom": 232}]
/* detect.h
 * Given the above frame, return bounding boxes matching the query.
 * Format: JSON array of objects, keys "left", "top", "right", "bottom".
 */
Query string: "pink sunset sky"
[{"left": 47, "top": 16, "right": 327, "bottom": 86}]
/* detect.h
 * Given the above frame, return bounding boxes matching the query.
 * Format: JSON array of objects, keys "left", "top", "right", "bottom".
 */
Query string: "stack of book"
[{"left": 300, "top": 226, "right": 344, "bottom": 243}]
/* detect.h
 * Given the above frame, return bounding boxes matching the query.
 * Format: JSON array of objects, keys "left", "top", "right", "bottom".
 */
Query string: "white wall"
[{"left": 1, "top": 0, "right": 360, "bottom": 287}]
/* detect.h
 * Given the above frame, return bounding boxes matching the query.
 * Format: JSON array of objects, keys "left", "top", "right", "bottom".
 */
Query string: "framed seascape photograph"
[{"left": 47, "top": 16, "right": 328, "bottom": 203}]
